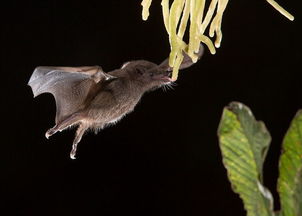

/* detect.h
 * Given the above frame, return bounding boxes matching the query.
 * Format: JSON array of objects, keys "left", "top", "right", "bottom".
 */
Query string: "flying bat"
[{"left": 28, "top": 47, "right": 204, "bottom": 159}]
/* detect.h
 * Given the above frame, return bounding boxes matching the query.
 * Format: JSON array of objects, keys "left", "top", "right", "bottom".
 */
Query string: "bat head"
[
  {"left": 121, "top": 44, "right": 204, "bottom": 91},
  {"left": 122, "top": 60, "right": 173, "bottom": 90}
]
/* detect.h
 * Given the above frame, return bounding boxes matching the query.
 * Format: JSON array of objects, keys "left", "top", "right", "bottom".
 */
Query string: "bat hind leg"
[
  {"left": 45, "top": 113, "right": 84, "bottom": 139},
  {"left": 70, "top": 123, "right": 88, "bottom": 159}
]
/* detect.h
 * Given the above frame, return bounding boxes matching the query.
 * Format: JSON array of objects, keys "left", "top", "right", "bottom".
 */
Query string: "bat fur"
[{"left": 28, "top": 46, "right": 204, "bottom": 159}]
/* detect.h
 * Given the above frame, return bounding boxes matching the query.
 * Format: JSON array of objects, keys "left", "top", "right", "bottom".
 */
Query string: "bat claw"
[
  {"left": 45, "top": 133, "right": 49, "bottom": 139},
  {"left": 70, "top": 151, "right": 76, "bottom": 160},
  {"left": 45, "top": 131, "right": 51, "bottom": 139},
  {"left": 70, "top": 140, "right": 78, "bottom": 159},
  {"left": 45, "top": 127, "right": 58, "bottom": 139}
]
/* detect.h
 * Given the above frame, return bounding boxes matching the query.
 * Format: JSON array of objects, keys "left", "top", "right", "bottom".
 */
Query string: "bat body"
[{"left": 28, "top": 47, "right": 203, "bottom": 159}]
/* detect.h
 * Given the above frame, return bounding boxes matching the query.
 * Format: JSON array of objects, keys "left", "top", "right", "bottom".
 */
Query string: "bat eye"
[
  {"left": 135, "top": 68, "right": 143, "bottom": 75},
  {"left": 149, "top": 72, "right": 154, "bottom": 77}
]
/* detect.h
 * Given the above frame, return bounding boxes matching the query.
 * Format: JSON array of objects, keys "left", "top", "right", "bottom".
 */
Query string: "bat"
[{"left": 28, "top": 46, "right": 204, "bottom": 159}]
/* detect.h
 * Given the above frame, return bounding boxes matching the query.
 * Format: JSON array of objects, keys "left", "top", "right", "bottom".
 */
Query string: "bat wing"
[{"left": 28, "top": 66, "right": 115, "bottom": 124}]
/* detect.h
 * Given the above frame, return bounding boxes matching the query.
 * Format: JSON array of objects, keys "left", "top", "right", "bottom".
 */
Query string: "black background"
[{"left": 1, "top": 0, "right": 302, "bottom": 215}]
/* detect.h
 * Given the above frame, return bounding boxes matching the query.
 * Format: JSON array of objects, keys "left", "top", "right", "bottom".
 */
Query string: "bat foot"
[
  {"left": 69, "top": 136, "right": 80, "bottom": 160},
  {"left": 45, "top": 131, "right": 50, "bottom": 139},
  {"left": 70, "top": 141, "right": 79, "bottom": 159},
  {"left": 45, "top": 127, "right": 58, "bottom": 139},
  {"left": 70, "top": 150, "right": 77, "bottom": 160},
  {"left": 69, "top": 124, "right": 87, "bottom": 159}
]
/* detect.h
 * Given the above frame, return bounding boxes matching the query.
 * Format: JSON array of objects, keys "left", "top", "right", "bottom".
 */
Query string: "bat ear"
[
  {"left": 159, "top": 44, "right": 204, "bottom": 71},
  {"left": 121, "top": 61, "right": 130, "bottom": 69}
]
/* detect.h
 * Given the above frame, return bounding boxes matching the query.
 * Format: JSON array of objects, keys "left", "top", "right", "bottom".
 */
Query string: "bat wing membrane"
[{"left": 28, "top": 66, "right": 111, "bottom": 124}]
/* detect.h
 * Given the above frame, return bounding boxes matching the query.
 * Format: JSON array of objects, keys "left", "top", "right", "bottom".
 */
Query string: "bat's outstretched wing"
[{"left": 28, "top": 66, "right": 115, "bottom": 124}]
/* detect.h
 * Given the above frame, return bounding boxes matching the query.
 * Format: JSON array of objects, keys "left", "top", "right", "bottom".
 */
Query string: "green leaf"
[
  {"left": 218, "top": 102, "right": 274, "bottom": 216},
  {"left": 278, "top": 110, "right": 302, "bottom": 216}
]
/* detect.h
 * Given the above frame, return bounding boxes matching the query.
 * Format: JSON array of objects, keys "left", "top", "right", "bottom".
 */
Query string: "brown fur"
[{"left": 28, "top": 46, "right": 203, "bottom": 159}]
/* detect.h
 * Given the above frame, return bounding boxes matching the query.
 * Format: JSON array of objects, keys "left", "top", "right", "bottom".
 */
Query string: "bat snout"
[{"left": 153, "top": 71, "right": 173, "bottom": 83}]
